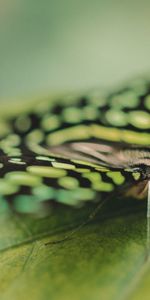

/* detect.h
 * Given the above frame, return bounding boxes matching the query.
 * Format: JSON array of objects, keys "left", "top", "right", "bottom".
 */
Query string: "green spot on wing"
[
  {"left": 52, "top": 162, "right": 75, "bottom": 170},
  {"left": 105, "top": 110, "right": 127, "bottom": 127},
  {"left": 75, "top": 168, "right": 90, "bottom": 173},
  {"left": 83, "top": 172, "right": 101, "bottom": 182},
  {"left": 132, "top": 172, "right": 141, "bottom": 181},
  {"left": 36, "top": 156, "right": 55, "bottom": 162},
  {"left": 111, "top": 91, "right": 139, "bottom": 108},
  {"left": 58, "top": 177, "right": 79, "bottom": 189},
  {"left": 32, "top": 185, "right": 55, "bottom": 200},
  {"left": 57, "top": 188, "right": 95, "bottom": 205},
  {"left": 15, "top": 115, "right": 31, "bottom": 132},
  {"left": 92, "top": 181, "right": 114, "bottom": 192},
  {"left": 107, "top": 171, "right": 125, "bottom": 185},
  {"left": 0, "top": 179, "right": 19, "bottom": 195},
  {"left": 128, "top": 111, "right": 150, "bottom": 129},
  {"left": 27, "top": 166, "right": 66, "bottom": 178},
  {"left": 5, "top": 172, "right": 41, "bottom": 186},
  {"left": 41, "top": 115, "right": 60, "bottom": 131},
  {"left": 62, "top": 107, "right": 82, "bottom": 123}
]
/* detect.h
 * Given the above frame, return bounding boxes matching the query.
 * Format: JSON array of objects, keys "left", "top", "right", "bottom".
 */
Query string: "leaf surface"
[{"left": 0, "top": 199, "right": 149, "bottom": 300}]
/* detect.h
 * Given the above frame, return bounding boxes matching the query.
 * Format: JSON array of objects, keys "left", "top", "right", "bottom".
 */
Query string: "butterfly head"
[{"left": 131, "top": 165, "right": 150, "bottom": 181}]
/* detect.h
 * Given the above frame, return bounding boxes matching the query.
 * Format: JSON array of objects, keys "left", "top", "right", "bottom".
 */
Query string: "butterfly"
[{"left": 0, "top": 76, "right": 150, "bottom": 216}]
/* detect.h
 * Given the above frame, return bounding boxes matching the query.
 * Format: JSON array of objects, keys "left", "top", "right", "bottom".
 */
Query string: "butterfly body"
[{"left": 0, "top": 77, "right": 150, "bottom": 214}]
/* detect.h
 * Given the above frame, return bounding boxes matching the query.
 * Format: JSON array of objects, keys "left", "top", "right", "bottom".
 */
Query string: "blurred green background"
[{"left": 0, "top": 0, "right": 150, "bottom": 101}]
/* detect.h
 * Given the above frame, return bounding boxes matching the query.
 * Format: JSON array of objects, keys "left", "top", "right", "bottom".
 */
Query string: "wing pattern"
[{"left": 0, "top": 76, "right": 150, "bottom": 214}]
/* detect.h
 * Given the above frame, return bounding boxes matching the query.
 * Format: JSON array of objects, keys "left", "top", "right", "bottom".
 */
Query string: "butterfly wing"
[
  {"left": 0, "top": 76, "right": 150, "bottom": 214},
  {"left": 0, "top": 141, "right": 143, "bottom": 215}
]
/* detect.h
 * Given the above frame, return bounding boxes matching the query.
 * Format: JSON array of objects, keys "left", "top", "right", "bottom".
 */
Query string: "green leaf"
[{"left": 0, "top": 198, "right": 149, "bottom": 300}]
